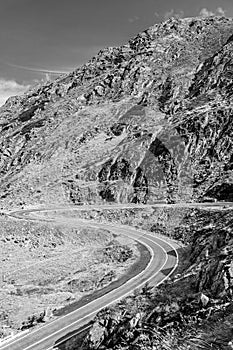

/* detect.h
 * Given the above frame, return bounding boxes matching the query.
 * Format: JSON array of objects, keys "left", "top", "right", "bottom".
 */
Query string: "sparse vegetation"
[
  {"left": 0, "top": 219, "right": 138, "bottom": 336},
  {"left": 0, "top": 13, "right": 233, "bottom": 350},
  {"left": 77, "top": 207, "right": 233, "bottom": 350}
]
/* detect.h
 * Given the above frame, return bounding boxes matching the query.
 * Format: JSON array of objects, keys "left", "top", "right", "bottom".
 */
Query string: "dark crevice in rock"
[
  {"left": 98, "top": 160, "right": 113, "bottom": 182},
  {"left": 205, "top": 183, "right": 233, "bottom": 201},
  {"left": 99, "top": 186, "right": 115, "bottom": 202},
  {"left": 131, "top": 167, "right": 148, "bottom": 204},
  {"left": 108, "top": 159, "right": 133, "bottom": 181}
]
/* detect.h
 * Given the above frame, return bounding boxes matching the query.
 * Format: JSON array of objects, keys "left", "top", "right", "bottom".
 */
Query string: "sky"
[{"left": 0, "top": 0, "right": 233, "bottom": 105}]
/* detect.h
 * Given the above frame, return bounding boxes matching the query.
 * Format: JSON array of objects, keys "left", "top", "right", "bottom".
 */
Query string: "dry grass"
[{"left": 0, "top": 218, "right": 138, "bottom": 333}]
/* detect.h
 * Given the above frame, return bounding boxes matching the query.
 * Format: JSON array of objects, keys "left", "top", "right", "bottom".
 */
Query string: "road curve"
[
  {"left": 6, "top": 200, "right": 233, "bottom": 217},
  {"left": 1, "top": 207, "right": 180, "bottom": 350}
]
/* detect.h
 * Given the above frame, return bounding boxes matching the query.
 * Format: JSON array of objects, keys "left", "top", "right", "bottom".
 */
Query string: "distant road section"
[
  {"left": 8, "top": 200, "right": 233, "bottom": 219},
  {"left": 1, "top": 205, "right": 180, "bottom": 350}
]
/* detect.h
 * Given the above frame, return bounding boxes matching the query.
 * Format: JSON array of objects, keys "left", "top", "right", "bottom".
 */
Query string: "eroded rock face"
[
  {"left": 187, "top": 211, "right": 233, "bottom": 298},
  {"left": 0, "top": 16, "right": 233, "bottom": 206},
  {"left": 77, "top": 207, "right": 233, "bottom": 350}
]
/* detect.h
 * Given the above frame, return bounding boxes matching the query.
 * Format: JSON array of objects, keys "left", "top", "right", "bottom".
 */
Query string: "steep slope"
[
  {"left": 0, "top": 16, "right": 233, "bottom": 207},
  {"left": 75, "top": 207, "right": 233, "bottom": 350},
  {"left": 171, "top": 34, "right": 233, "bottom": 201}
]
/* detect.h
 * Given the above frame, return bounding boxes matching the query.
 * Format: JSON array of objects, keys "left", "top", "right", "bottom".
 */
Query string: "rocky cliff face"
[
  {"left": 76, "top": 207, "right": 233, "bottom": 350},
  {"left": 0, "top": 16, "right": 233, "bottom": 207},
  {"left": 60, "top": 205, "right": 233, "bottom": 301}
]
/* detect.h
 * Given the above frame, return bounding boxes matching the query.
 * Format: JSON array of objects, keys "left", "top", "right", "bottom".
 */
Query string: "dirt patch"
[
  {"left": 54, "top": 241, "right": 150, "bottom": 317},
  {"left": 0, "top": 219, "right": 139, "bottom": 336}
]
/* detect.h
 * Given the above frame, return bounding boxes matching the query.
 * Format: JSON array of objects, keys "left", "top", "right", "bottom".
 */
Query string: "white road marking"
[{"left": 1, "top": 206, "right": 179, "bottom": 350}]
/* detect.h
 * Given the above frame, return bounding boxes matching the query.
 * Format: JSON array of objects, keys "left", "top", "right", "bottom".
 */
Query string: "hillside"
[
  {"left": 0, "top": 16, "right": 233, "bottom": 207},
  {"left": 80, "top": 207, "right": 233, "bottom": 350},
  {"left": 1, "top": 14, "right": 233, "bottom": 350},
  {"left": 0, "top": 218, "right": 138, "bottom": 335}
]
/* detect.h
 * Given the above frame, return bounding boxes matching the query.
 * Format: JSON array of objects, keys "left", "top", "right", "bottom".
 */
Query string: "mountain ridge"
[{"left": 0, "top": 15, "right": 233, "bottom": 207}]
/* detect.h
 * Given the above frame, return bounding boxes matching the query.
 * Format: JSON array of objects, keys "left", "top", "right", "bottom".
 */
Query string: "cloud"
[
  {"left": 164, "top": 9, "right": 184, "bottom": 21},
  {"left": 5, "top": 62, "right": 70, "bottom": 75},
  {"left": 0, "top": 78, "right": 30, "bottom": 107},
  {"left": 128, "top": 15, "right": 140, "bottom": 23},
  {"left": 45, "top": 73, "right": 50, "bottom": 81},
  {"left": 216, "top": 7, "right": 226, "bottom": 16},
  {"left": 164, "top": 9, "right": 174, "bottom": 20},
  {"left": 199, "top": 8, "right": 215, "bottom": 17},
  {"left": 5, "top": 62, "right": 69, "bottom": 75},
  {"left": 199, "top": 7, "right": 226, "bottom": 17}
]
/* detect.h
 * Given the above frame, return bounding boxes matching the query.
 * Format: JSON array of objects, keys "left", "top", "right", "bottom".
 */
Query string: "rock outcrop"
[
  {"left": 0, "top": 16, "right": 233, "bottom": 206},
  {"left": 79, "top": 207, "right": 233, "bottom": 350}
]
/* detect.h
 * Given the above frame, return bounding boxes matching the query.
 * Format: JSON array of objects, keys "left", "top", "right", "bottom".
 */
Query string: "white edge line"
[
  {"left": 1, "top": 212, "right": 178, "bottom": 350},
  {"left": 0, "top": 226, "right": 156, "bottom": 349},
  {"left": 46, "top": 324, "right": 92, "bottom": 350},
  {"left": 48, "top": 232, "right": 179, "bottom": 350},
  {"left": 23, "top": 234, "right": 168, "bottom": 350}
]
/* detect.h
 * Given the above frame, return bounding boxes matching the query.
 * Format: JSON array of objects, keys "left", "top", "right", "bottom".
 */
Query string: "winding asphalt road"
[{"left": 1, "top": 201, "right": 231, "bottom": 350}]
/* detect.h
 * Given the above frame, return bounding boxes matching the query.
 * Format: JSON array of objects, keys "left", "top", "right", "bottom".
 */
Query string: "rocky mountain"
[
  {"left": 0, "top": 16, "right": 233, "bottom": 207},
  {"left": 71, "top": 206, "right": 233, "bottom": 350},
  {"left": 1, "top": 15, "right": 233, "bottom": 350}
]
